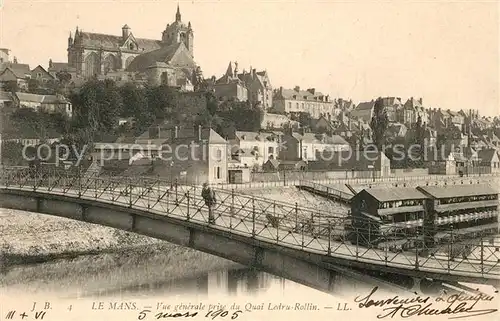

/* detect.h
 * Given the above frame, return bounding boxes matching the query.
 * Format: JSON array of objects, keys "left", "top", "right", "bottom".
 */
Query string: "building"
[
  {"left": 260, "top": 112, "right": 299, "bottom": 130},
  {"left": 228, "top": 131, "right": 281, "bottom": 169},
  {"left": 31, "top": 65, "right": 56, "bottom": 84},
  {"left": 349, "top": 187, "right": 428, "bottom": 250},
  {"left": 0, "top": 63, "right": 31, "bottom": 90},
  {"left": 66, "top": 5, "right": 196, "bottom": 87},
  {"left": 151, "top": 126, "right": 228, "bottom": 185},
  {"left": 273, "top": 86, "right": 336, "bottom": 119},
  {"left": 238, "top": 68, "right": 273, "bottom": 109},
  {"left": 13, "top": 92, "right": 73, "bottom": 117},
  {"left": 417, "top": 184, "right": 499, "bottom": 245},
  {"left": 350, "top": 100, "right": 375, "bottom": 123},
  {"left": 213, "top": 62, "right": 248, "bottom": 102},
  {"left": 350, "top": 184, "right": 499, "bottom": 252},
  {"left": 425, "top": 147, "right": 457, "bottom": 175},
  {"left": 432, "top": 108, "right": 465, "bottom": 131},
  {"left": 279, "top": 131, "right": 350, "bottom": 162},
  {"left": 477, "top": 148, "right": 500, "bottom": 173},
  {"left": 0, "top": 48, "right": 9, "bottom": 63},
  {"left": 262, "top": 159, "right": 307, "bottom": 172},
  {"left": 308, "top": 150, "right": 391, "bottom": 177},
  {"left": 47, "top": 59, "right": 77, "bottom": 80},
  {"left": 380, "top": 97, "right": 403, "bottom": 123},
  {"left": 400, "top": 97, "right": 428, "bottom": 126}
]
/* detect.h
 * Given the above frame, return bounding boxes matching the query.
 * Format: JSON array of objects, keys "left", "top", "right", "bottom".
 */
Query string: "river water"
[{"left": 1, "top": 209, "right": 499, "bottom": 321}]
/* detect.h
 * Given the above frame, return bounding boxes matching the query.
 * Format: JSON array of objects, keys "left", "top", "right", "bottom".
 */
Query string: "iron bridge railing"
[{"left": 0, "top": 167, "right": 499, "bottom": 280}]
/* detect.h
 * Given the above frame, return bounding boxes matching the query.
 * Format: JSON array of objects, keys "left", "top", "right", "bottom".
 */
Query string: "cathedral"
[{"left": 65, "top": 5, "right": 198, "bottom": 88}]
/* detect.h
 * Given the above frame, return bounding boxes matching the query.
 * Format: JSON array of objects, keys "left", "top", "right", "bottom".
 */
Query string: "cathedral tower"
[{"left": 161, "top": 4, "right": 194, "bottom": 57}]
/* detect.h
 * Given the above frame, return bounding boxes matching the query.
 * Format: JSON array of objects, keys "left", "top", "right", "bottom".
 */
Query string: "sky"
[{"left": 0, "top": 0, "right": 499, "bottom": 116}]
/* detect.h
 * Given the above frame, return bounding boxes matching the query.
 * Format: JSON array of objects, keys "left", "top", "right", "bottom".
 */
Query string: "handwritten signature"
[{"left": 354, "top": 286, "right": 498, "bottom": 319}]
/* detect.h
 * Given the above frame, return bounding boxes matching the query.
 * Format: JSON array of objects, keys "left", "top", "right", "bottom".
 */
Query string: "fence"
[{"left": 0, "top": 167, "right": 499, "bottom": 280}]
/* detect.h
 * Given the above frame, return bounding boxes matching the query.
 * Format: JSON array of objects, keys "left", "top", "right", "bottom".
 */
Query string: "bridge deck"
[{"left": 2, "top": 182, "right": 499, "bottom": 283}]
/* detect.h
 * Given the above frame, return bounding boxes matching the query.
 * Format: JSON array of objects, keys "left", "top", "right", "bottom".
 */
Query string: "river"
[{"left": 1, "top": 209, "right": 499, "bottom": 321}]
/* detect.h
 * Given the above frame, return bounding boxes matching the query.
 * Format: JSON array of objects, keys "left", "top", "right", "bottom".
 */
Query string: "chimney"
[
  {"left": 418, "top": 98, "right": 423, "bottom": 105},
  {"left": 294, "top": 86, "right": 300, "bottom": 92},
  {"left": 122, "top": 24, "right": 130, "bottom": 40},
  {"left": 307, "top": 88, "right": 315, "bottom": 95},
  {"left": 49, "top": 59, "right": 53, "bottom": 69}
]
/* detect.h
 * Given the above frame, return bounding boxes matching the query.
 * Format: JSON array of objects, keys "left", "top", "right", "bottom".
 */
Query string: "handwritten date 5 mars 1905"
[{"left": 137, "top": 309, "right": 242, "bottom": 320}]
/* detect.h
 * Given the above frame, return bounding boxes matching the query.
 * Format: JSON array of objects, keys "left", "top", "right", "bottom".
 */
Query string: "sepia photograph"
[{"left": 0, "top": 0, "right": 499, "bottom": 320}]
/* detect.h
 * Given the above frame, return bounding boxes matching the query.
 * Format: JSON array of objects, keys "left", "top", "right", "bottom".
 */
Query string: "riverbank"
[{"left": 0, "top": 209, "right": 238, "bottom": 272}]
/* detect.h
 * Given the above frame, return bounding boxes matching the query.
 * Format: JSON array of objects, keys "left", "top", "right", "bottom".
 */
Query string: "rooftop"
[
  {"left": 362, "top": 187, "right": 428, "bottom": 202},
  {"left": 417, "top": 184, "right": 499, "bottom": 199}
]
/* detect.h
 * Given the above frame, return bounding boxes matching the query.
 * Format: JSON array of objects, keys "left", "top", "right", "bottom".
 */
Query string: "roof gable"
[
  {"left": 478, "top": 149, "right": 499, "bottom": 163},
  {"left": 121, "top": 33, "right": 139, "bottom": 49},
  {"left": 354, "top": 101, "right": 375, "bottom": 111},
  {"left": 31, "top": 65, "right": 55, "bottom": 79}
]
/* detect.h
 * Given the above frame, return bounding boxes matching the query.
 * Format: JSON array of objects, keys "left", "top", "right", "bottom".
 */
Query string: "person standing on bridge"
[{"left": 202, "top": 182, "right": 217, "bottom": 224}]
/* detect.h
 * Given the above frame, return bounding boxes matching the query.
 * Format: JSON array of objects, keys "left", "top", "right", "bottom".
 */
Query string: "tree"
[
  {"left": 27, "top": 78, "right": 40, "bottom": 93},
  {"left": 3, "top": 81, "right": 18, "bottom": 93},
  {"left": 1, "top": 141, "right": 25, "bottom": 165},
  {"left": 369, "top": 97, "right": 389, "bottom": 151},
  {"left": 69, "top": 79, "right": 123, "bottom": 147}
]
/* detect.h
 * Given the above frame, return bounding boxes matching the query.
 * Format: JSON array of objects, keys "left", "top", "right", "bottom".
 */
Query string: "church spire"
[{"left": 176, "top": 3, "right": 181, "bottom": 22}]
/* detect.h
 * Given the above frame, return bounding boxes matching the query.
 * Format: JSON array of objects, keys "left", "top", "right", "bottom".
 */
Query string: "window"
[
  {"left": 268, "top": 147, "right": 273, "bottom": 154},
  {"left": 216, "top": 149, "right": 222, "bottom": 160},
  {"left": 216, "top": 166, "right": 221, "bottom": 179}
]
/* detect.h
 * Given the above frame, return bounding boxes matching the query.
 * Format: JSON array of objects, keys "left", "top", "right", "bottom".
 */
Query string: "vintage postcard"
[{"left": 0, "top": 0, "right": 499, "bottom": 320}]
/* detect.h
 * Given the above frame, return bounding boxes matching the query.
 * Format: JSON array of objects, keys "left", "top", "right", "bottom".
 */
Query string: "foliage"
[
  {"left": 1, "top": 141, "right": 26, "bottom": 165},
  {"left": 369, "top": 97, "right": 389, "bottom": 151},
  {"left": 3, "top": 81, "right": 18, "bottom": 93},
  {"left": 6, "top": 108, "right": 68, "bottom": 141}
]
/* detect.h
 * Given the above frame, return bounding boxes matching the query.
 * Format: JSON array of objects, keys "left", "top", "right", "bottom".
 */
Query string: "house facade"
[
  {"left": 152, "top": 126, "right": 228, "bottom": 185},
  {"left": 0, "top": 63, "right": 31, "bottom": 90},
  {"left": 213, "top": 62, "right": 248, "bottom": 102},
  {"left": 228, "top": 131, "right": 281, "bottom": 169},
  {"left": 478, "top": 149, "right": 500, "bottom": 174},
  {"left": 273, "top": 86, "right": 336, "bottom": 119},
  {"left": 279, "top": 131, "right": 350, "bottom": 162},
  {"left": 13, "top": 92, "right": 73, "bottom": 117},
  {"left": 31, "top": 65, "right": 56, "bottom": 84}
]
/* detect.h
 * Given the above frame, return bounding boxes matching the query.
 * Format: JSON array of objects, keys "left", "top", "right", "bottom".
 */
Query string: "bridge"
[
  {"left": 1, "top": 168, "right": 499, "bottom": 295},
  {"left": 296, "top": 181, "right": 353, "bottom": 205}
]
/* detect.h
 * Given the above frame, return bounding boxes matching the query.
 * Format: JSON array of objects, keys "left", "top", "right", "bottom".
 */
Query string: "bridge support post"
[
  {"left": 327, "top": 223, "right": 331, "bottom": 255},
  {"left": 252, "top": 197, "right": 256, "bottom": 237},
  {"left": 186, "top": 191, "right": 190, "bottom": 221},
  {"left": 128, "top": 178, "right": 132, "bottom": 208},
  {"left": 410, "top": 277, "right": 422, "bottom": 294},
  {"left": 230, "top": 189, "right": 234, "bottom": 229}
]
